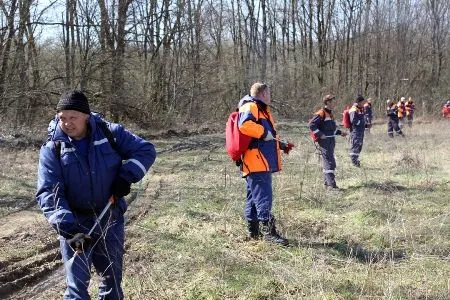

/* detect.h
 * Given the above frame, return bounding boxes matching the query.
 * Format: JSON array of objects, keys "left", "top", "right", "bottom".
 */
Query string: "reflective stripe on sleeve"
[
  {"left": 48, "top": 209, "right": 73, "bottom": 223},
  {"left": 323, "top": 169, "right": 334, "bottom": 174},
  {"left": 124, "top": 158, "right": 147, "bottom": 175},
  {"left": 94, "top": 138, "right": 108, "bottom": 146}
]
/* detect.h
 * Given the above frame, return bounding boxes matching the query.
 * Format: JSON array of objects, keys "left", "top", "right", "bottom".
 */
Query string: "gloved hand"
[
  {"left": 67, "top": 233, "right": 91, "bottom": 251},
  {"left": 111, "top": 176, "right": 131, "bottom": 199},
  {"left": 263, "top": 131, "right": 274, "bottom": 141},
  {"left": 279, "top": 140, "right": 294, "bottom": 154}
]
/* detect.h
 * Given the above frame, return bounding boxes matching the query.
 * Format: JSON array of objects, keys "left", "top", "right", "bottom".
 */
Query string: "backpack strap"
[
  {"left": 54, "top": 141, "right": 62, "bottom": 160},
  {"left": 96, "top": 120, "right": 120, "bottom": 154}
]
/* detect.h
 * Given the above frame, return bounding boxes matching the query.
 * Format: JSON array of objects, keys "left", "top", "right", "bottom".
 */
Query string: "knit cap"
[
  {"left": 56, "top": 91, "right": 91, "bottom": 114},
  {"left": 356, "top": 95, "right": 365, "bottom": 102}
]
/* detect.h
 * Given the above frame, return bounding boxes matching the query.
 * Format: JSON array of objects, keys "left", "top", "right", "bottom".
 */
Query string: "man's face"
[
  {"left": 57, "top": 110, "right": 90, "bottom": 140},
  {"left": 357, "top": 100, "right": 365, "bottom": 108},
  {"left": 262, "top": 88, "right": 271, "bottom": 105},
  {"left": 327, "top": 99, "right": 335, "bottom": 109}
]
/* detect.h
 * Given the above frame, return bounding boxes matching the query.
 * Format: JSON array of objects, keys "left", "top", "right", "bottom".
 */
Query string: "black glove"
[
  {"left": 67, "top": 233, "right": 91, "bottom": 251},
  {"left": 111, "top": 176, "right": 131, "bottom": 199}
]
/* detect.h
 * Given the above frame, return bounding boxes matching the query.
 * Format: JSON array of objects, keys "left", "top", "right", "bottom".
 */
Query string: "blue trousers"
[
  {"left": 60, "top": 209, "right": 125, "bottom": 300},
  {"left": 318, "top": 138, "right": 337, "bottom": 187},
  {"left": 387, "top": 119, "right": 403, "bottom": 137},
  {"left": 350, "top": 132, "right": 364, "bottom": 164},
  {"left": 244, "top": 172, "right": 273, "bottom": 222}
]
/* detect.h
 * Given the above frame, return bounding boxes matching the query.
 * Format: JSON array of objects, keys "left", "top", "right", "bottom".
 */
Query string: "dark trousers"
[
  {"left": 60, "top": 210, "right": 125, "bottom": 300},
  {"left": 350, "top": 132, "right": 364, "bottom": 165},
  {"left": 318, "top": 138, "right": 337, "bottom": 187},
  {"left": 245, "top": 172, "right": 273, "bottom": 222},
  {"left": 387, "top": 119, "right": 403, "bottom": 137}
]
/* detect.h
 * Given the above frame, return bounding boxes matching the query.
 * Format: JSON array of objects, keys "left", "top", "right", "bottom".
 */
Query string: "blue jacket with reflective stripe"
[
  {"left": 349, "top": 103, "right": 366, "bottom": 135},
  {"left": 36, "top": 114, "right": 156, "bottom": 237}
]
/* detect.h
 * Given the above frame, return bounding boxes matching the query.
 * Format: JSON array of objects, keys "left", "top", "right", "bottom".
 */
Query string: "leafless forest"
[{"left": 1, "top": 0, "right": 449, "bottom": 129}]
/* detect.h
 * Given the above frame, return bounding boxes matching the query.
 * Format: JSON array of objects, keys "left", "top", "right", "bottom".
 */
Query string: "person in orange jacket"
[
  {"left": 442, "top": 100, "right": 450, "bottom": 118},
  {"left": 397, "top": 97, "right": 406, "bottom": 128},
  {"left": 363, "top": 98, "right": 373, "bottom": 133},
  {"left": 237, "top": 82, "right": 289, "bottom": 246},
  {"left": 405, "top": 97, "right": 416, "bottom": 127}
]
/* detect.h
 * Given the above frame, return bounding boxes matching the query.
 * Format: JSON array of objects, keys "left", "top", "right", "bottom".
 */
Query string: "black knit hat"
[
  {"left": 356, "top": 95, "right": 365, "bottom": 102},
  {"left": 56, "top": 91, "right": 91, "bottom": 114}
]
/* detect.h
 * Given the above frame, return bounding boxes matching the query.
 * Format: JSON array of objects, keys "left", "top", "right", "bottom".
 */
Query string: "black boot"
[
  {"left": 261, "top": 216, "right": 289, "bottom": 246},
  {"left": 247, "top": 220, "right": 260, "bottom": 240}
]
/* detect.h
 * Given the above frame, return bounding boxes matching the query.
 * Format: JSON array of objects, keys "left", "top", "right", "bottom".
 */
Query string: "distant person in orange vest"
[
  {"left": 442, "top": 100, "right": 450, "bottom": 118},
  {"left": 405, "top": 97, "right": 416, "bottom": 127},
  {"left": 386, "top": 99, "right": 404, "bottom": 137},
  {"left": 397, "top": 97, "right": 406, "bottom": 128},
  {"left": 363, "top": 98, "right": 373, "bottom": 133}
]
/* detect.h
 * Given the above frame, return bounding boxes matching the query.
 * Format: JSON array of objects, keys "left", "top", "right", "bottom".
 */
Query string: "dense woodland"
[{"left": 1, "top": 0, "right": 449, "bottom": 130}]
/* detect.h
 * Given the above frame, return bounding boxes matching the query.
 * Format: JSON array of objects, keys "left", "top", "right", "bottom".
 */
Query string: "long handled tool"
[
  {"left": 88, "top": 196, "right": 114, "bottom": 235},
  {"left": 67, "top": 196, "right": 115, "bottom": 259}
]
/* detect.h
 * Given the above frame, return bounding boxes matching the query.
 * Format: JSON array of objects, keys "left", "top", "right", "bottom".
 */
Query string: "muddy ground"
[{"left": 0, "top": 128, "right": 220, "bottom": 300}]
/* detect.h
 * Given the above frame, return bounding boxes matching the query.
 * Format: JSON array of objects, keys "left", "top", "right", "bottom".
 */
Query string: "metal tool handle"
[{"left": 88, "top": 196, "right": 114, "bottom": 236}]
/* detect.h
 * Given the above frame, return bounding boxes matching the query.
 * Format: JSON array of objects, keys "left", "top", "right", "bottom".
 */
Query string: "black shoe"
[
  {"left": 352, "top": 161, "right": 361, "bottom": 167},
  {"left": 325, "top": 185, "right": 342, "bottom": 193},
  {"left": 261, "top": 217, "right": 289, "bottom": 246},
  {"left": 247, "top": 220, "right": 260, "bottom": 240}
]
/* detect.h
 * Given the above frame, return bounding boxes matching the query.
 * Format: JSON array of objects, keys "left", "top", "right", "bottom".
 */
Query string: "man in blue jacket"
[
  {"left": 348, "top": 95, "right": 366, "bottom": 167},
  {"left": 386, "top": 99, "right": 404, "bottom": 137},
  {"left": 309, "top": 95, "right": 348, "bottom": 190},
  {"left": 36, "top": 91, "right": 156, "bottom": 300}
]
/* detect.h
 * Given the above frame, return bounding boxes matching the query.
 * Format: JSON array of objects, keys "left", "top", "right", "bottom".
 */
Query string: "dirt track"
[
  {"left": 0, "top": 185, "right": 156, "bottom": 299},
  {"left": 0, "top": 208, "right": 62, "bottom": 298},
  {"left": 0, "top": 131, "right": 218, "bottom": 299}
]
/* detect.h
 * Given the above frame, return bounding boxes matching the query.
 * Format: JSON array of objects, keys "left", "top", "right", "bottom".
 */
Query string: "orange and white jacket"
[
  {"left": 238, "top": 96, "right": 281, "bottom": 177},
  {"left": 397, "top": 102, "right": 406, "bottom": 118}
]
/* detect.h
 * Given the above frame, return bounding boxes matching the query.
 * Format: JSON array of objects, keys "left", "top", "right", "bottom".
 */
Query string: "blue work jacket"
[{"left": 36, "top": 114, "right": 156, "bottom": 237}]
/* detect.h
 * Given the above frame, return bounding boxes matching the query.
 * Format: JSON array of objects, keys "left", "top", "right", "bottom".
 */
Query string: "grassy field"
[
  {"left": 121, "top": 120, "right": 449, "bottom": 299},
  {"left": 1, "top": 120, "right": 449, "bottom": 299}
]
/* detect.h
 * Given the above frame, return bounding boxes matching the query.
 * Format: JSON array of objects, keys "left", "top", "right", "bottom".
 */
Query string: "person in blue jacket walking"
[
  {"left": 348, "top": 95, "right": 366, "bottom": 167},
  {"left": 36, "top": 91, "right": 156, "bottom": 300}
]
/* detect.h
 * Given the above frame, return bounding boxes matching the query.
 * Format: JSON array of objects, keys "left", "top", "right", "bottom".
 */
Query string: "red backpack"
[
  {"left": 225, "top": 110, "right": 253, "bottom": 162},
  {"left": 342, "top": 107, "right": 351, "bottom": 128}
]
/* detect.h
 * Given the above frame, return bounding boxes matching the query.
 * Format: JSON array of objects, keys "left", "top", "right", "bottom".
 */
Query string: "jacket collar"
[
  {"left": 238, "top": 95, "right": 267, "bottom": 109},
  {"left": 323, "top": 107, "right": 332, "bottom": 114}
]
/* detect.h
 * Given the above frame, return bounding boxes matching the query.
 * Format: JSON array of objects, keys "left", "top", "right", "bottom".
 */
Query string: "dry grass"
[
  {"left": 0, "top": 120, "right": 449, "bottom": 299},
  {"left": 121, "top": 120, "right": 450, "bottom": 299}
]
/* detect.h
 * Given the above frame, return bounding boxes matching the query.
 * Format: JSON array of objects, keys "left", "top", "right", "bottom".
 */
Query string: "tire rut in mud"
[
  {"left": 0, "top": 241, "right": 61, "bottom": 297},
  {"left": 3, "top": 182, "right": 162, "bottom": 299}
]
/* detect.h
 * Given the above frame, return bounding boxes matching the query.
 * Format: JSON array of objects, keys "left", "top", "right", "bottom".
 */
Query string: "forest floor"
[{"left": 0, "top": 120, "right": 449, "bottom": 299}]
